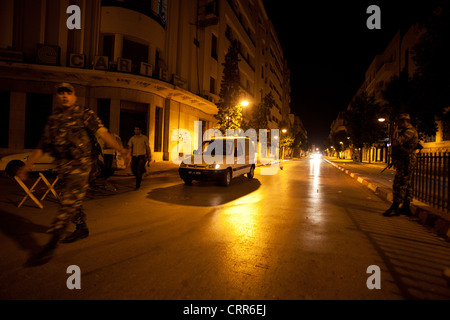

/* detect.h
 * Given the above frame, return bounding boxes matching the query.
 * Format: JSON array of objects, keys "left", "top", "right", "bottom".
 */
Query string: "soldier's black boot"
[
  {"left": 26, "top": 234, "right": 60, "bottom": 267},
  {"left": 382, "top": 202, "right": 400, "bottom": 217},
  {"left": 60, "top": 223, "right": 89, "bottom": 243},
  {"left": 399, "top": 200, "right": 412, "bottom": 216}
]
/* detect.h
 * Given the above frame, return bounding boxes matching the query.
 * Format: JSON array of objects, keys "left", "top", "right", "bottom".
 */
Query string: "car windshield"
[{"left": 202, "top": 140, "right": 235, "bottom": 156}]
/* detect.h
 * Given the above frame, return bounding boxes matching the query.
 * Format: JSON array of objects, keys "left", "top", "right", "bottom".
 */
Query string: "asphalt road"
[{"left": 1, "top": 158, "right": 450, "bottom": 300}]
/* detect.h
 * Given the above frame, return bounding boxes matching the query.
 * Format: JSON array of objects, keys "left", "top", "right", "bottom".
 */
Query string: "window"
[
  {"left": 211, "top": 34, "right": 218, "bottom": 60},
  {"left": 97, "top": 99, "right": 111, "bottom": 129},
  {"left": 0, "top": 91, "right": 10, "bottom": 148},
  {"left": 102, "top": 35, "right": 114, "bottom": 61},
  {"left": 122, "top": 38, "right": 149, "bottom": 73},
  {"left": 25, "top": 93, "right": 53, "bottom": 149}
]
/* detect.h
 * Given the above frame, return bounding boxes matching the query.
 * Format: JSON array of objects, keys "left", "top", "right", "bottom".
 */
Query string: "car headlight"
[
  {"left": 207, "top": 164, "right": 220, "bottom": 169},
  {"left": 180, "top": 162, "right": 187, "bottom": 168}
]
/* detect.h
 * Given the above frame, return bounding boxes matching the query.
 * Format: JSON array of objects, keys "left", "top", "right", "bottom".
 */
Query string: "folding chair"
[
  {"left": 15, "top": 173, "right": 59, "bottom": 209},
  {"left": 38, "top": 173, "right": 60, "bottom": 202}
]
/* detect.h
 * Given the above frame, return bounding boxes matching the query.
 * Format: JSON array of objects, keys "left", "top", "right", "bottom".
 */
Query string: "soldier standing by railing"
[{"left": 382, "top": 113, "right": 419, "bottom": 217}]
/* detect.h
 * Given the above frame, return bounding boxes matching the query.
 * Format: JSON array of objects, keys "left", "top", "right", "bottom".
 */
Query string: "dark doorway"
[
  {"left": 120, "top": 101, "right": 148, "bottom": 146},
  {"left": 25, "top": 93, "right": 53, "bottom": 149}
]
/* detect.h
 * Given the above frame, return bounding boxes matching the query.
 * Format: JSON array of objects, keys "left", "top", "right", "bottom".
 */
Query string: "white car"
[
  {"left": 178, "top": 136, "right": 256, "bottom": 186},
  {"left": 0, "top": 134, "right": 125, "bottom": 178},
  {"left": 0, "top": 152, "right": 56, "bottom": 177}
]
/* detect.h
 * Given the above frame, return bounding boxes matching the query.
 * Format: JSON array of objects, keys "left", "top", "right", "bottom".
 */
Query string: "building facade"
[
  {"left": 0, "top": 0, "right": 293, "bottom": 161},
  {"left": 329, "top": 18, "right": 450, "bottom": 162}
]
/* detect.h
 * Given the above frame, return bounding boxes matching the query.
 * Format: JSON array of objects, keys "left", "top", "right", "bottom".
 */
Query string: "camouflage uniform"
[
  {"left": 391, "top": 122, "right": 419, "bottom": 204},
  {"left": 37, "top": 105, "right": 107, "bottom": 235}
]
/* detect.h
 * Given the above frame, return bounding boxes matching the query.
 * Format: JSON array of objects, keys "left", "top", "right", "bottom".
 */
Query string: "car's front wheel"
[
  {"left": 247, "top": 165, "right": 255, "bottom": 179},
  {"left": 219, "top": 169, "right": 232, "bottom": 186}
]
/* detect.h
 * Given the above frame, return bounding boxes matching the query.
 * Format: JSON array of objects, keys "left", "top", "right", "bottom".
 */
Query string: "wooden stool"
[{"left": 15, "top": 173, "right": 59, "bottom": 209}]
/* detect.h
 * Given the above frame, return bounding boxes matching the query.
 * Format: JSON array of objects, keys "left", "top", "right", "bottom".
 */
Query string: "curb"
[{"left": 325, "top": 159, "right": 450, "bottom": 241}]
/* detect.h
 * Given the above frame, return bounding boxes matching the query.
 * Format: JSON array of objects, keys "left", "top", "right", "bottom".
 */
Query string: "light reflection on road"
[
  {"left": 308, "top": 157, "right": 323, "bottom": 222},
  {"left": 209, "top": 187, "right": 270, "bottom": 290},
  {"left": 205, "top": 159, "right": 331, "bottom": 295}
]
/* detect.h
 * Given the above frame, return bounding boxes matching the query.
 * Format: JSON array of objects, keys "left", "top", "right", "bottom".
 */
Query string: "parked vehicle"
[
  {"left": 97, "top": 133, "right": 126, "bottom": 178},
  {"left": 178, "top": 136, "right": 256, "bottom": 186},
  {"left": 0, "top": 134, "right": 125, "bottom": 178}
]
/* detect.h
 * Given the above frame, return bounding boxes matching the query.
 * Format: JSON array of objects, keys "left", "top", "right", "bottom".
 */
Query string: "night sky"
[{"left": 263, "top": 0, "right": 442, "bottom": 148}]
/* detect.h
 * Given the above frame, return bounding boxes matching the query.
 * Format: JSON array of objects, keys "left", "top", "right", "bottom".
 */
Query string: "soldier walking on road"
[
  {"left": 128, "top": 125, "right": 151, "bottom": 189},
  {"left": 17, "top": 83, "right": 130, "bottom": 266},
  {"left": 382, "top": 113, "right": 419, "bottom": 217}
]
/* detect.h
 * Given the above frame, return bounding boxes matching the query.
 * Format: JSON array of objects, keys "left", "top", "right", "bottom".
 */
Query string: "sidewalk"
[{"left": 325, "top": 157, "right": 450, "bottom": 241}]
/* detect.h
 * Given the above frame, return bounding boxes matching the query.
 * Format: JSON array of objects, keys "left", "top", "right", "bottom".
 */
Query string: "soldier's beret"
[{"left": 56, "top": 82, "right": 75, "bottom": 94}]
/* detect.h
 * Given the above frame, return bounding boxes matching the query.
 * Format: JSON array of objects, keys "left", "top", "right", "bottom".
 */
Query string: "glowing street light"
[{"left": 240, "top": 100, "right": 249, "bottom": 107}]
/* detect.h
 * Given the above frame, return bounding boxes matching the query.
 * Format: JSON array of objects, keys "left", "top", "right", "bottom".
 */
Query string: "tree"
[
  {"left": 380, "top": 2, "right": 450, "bottom": 139},
  {"left": 344, "top": 92, "right": 386, "bottom": 149},
  {"left": 383, "top": 70, "right": 438, "bottom": 137},
  {"left": 215, "top": 40, "right": 242, "bottom": 134},
  {"left": 280, "top": 135, "right": 295, "bottom": 149},
  {"left": 411, "top": 0, "right": 450, "bottom": 116},
  {"left": 408, "top": 0, "right": 449, "bottom": 137},
  {"left": 293, "top": 132, "right": 307, "bottom": 150},
  {"left": 245, "top": 92, "right": 273, "bottom": 133}
]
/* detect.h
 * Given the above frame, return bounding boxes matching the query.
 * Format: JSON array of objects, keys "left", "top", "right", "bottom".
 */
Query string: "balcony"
[{"left": 101, "top": 0, "right": 166, "bottom": 28}]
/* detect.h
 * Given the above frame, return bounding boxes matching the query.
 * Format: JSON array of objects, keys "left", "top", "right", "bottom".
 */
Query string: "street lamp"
[
  {"left": 280, "top": 128, "right": 288, "bottom": 159},
  {"left": 378, "top": 117, "right": 391, "bottom": 164}
]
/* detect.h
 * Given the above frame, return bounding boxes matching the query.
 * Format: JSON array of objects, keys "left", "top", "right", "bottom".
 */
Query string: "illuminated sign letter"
[
  {"left": 69, "top": 54, "right": 85, "bottom": 68},
  {"left": 94, "top": 56, "right": 108, "bottom": 70},
  {"left": 117, "top": 58, "right": 132, "bottom": 73}
]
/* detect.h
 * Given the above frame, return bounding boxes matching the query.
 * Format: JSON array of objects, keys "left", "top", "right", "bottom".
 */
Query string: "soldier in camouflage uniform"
[
  {"left": 17, "top": 83, "right": 130, "bottom": 266},
  {"left": 382, "top": 113, "right": 419, "bottom": 217}
]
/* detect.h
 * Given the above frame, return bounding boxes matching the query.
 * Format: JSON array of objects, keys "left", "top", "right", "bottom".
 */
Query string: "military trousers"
[
  {"left": 393, "top": 155, "right": 416, "bottom": 203},
  {"left": 47, "top": 159, "right": 91, "bottom": 234}
]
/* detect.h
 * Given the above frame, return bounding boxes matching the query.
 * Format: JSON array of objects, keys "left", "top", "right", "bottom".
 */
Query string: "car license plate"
[{"left": 188, "top": 171, "right": 201, "bottom": 175}]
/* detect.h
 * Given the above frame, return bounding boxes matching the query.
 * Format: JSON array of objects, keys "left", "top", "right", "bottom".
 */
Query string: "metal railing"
[{"left": 413, "top": 152, "right": 449, "bottom": 213}]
